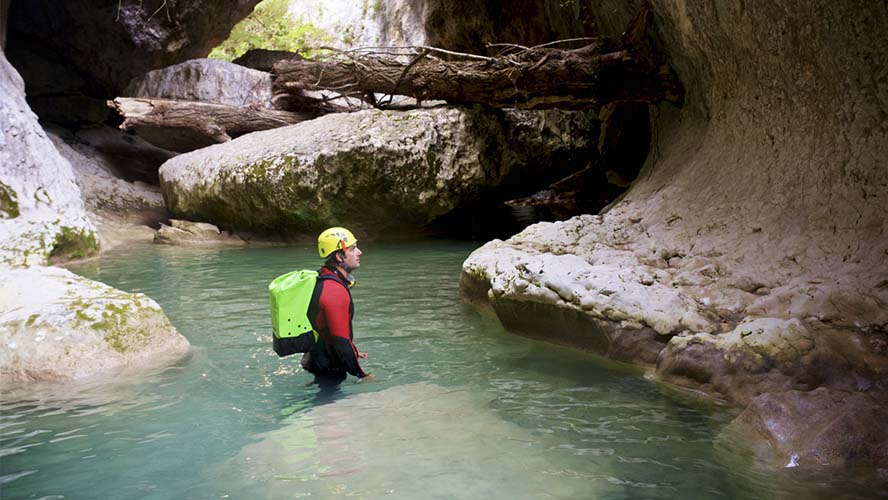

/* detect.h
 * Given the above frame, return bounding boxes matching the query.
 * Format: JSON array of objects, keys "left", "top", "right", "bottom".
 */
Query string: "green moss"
[
  {"left": 50, "top": 227, "right": 98, "bottom": 260},
  {"left": 25, "top": 314, "right": 40, "bottom": 327},
  {"left": 0, "top": 181, "right": 19, "bottom": 218},
  {"left": 91, "top": 302, "right": 132, "bottom": 353}
]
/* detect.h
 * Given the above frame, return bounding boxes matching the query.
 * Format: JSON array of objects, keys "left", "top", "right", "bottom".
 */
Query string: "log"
[
  {"left": 272, "top": 41, "right": 683, "bottom": 110},
  {"left": 107, "top": 98, "right": 317, "bottom": 153}
]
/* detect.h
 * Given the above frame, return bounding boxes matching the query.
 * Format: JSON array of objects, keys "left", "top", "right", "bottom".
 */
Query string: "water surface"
[{"left": 2, "top": 240, "right": 883, "bottom": 499}]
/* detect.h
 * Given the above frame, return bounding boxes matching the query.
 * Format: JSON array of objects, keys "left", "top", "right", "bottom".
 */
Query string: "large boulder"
[
  {"left": 158, "top": 106, "right": 597, "bottom": 233},
  {"left": 0, "top": 266, "right": 190, "bottom": 383},
  {"left": 46, "top": 126, "right": 171, "bottom": 250},
  {"left": 124, "top": 58, "right": 274, "bottom": 108}
]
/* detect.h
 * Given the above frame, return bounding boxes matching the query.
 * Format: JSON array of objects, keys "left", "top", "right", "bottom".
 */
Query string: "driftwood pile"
[{"left": 109, "top": 4, "right": 682, "bottom": 151}]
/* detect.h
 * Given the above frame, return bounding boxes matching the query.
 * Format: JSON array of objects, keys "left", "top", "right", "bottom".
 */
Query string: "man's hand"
[
  {"left": 358, "top": 351, "right": 368, "bottom": 359},
  {"left": 358, "top": 373, "right": 375, "bottom": 382}
]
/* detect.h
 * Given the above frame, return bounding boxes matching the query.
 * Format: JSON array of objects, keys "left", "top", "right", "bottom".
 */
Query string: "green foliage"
[
  {"left": 0, "top": 180, "right": 20, "bottom": 218},
  {"left": 209, "top": 0, "right": 333, "bottom": 61},
  {"left": 50, "top": 226, "right": 98, "bottom": 260}
]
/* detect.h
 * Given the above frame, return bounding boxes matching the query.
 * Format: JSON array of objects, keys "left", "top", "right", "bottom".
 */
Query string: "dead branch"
[{"left": 108, "top": 97, "right": 317, "bottom": 152}]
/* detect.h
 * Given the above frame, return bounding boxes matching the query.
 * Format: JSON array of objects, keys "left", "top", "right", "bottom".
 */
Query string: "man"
[{"left": 301, "top": 227, "right": 374, "bottom": 382}]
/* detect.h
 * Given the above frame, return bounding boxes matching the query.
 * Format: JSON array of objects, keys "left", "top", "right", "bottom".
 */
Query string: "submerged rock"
[
  {"left": 0, "top": 266, "right": 190, "bottom": 383},
  {"left": 158, "top": 106, "right": 596, "bottom": 233}
]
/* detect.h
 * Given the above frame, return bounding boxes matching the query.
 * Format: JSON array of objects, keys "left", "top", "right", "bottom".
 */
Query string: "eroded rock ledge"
[{"left": 462, "top": 212, "right": 888, "bottom": 468}]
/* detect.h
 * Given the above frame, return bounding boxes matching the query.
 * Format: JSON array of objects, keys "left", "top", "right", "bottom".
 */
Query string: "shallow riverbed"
[{"left": 1, "top": 240, "right": 882, "bottom": 499}]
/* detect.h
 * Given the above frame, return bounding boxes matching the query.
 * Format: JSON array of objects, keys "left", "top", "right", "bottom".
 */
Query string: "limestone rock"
[
  {"left": 657, "top": 318, "right": 888, "bottom": 405},
  {"left": 0, "top": 51, "right": 96, "bottom": 267},
  {"left": 124, "top": 59, "right": 274, "bottom": 108},
  {"left": 158, "top": 106, "right": 596, "bottom": 233},
  {"left": 6, "top": 0, "right": 262, "bottom": 94},
  {"left": 725, "top": 388, "right": 888, "bottom": 469},
  {"left": 154, "top": 219, "right": 245, "bottom": 246},
  {"left": 287, "top": 0, "right": 427, "bottom": 51},
  {"left": 0, "top": 265, "right": 191, "bottom": 383},
  {"left": 47, "top": 127, "right": 167, "bottom": 216},
  {"left": 462, "top": 216, "right": 713, "bottom": 364}
]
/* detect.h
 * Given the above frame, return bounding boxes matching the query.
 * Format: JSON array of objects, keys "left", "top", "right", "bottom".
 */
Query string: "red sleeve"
[{"left": 318, "top": 282, "right": 351, "bottom": 340}]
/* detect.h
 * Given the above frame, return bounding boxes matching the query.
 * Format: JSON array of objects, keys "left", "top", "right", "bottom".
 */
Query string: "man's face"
[{"left": 342, "top": 244, "right": 362, "bottom": 270}]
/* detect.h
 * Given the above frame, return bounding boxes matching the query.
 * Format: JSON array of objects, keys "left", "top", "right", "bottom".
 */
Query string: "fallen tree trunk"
[
  {"left": 108, "top": 98, "right": 317, "bottom": 152},
  {"left": 272, "top": 41, "right": 682, "bottom": 110}
]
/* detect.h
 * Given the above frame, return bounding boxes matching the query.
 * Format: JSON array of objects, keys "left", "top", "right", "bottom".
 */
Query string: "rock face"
[
  {"left": 461, "top": 0, "right": 888, "bottom": 469},
  {"left": 159, "top": 106, "right": 596, "bottom": 233},
  {"left": 5, "top": 0, "right": 263, "bottom": 95},
  {"left": 421, "top": 0, "right": 584, "bottom": 54},
  {"left": 0, "top": 266, "right": 190, "bottom": 383},
  {"left": 288, "top": 0, "right": 427, "bottom": 50},
  {"left": 46, "top": 125, "right": 171, "bottom": 251},
  {"left": 0, "top": 51, "right": 96, "bottom": 267},
  {"left": 125, "top": 58, "right": 274, "bottom": 108},
  {"left": 1, "top": 48, "right": 190, "bottom": 383}
]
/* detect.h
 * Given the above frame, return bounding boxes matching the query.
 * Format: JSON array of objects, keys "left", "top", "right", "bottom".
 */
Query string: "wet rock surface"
[{"left": 725, "top": 388, "right": 888, "bottom": 469}]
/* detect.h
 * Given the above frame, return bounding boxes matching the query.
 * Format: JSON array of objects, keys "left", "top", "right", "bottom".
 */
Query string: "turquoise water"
[{"left": 2, "top": 241, "right": 883, "bottom": 499}]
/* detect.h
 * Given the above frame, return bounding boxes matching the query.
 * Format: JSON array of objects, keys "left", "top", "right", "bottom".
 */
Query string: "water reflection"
[{"left": 1, "top": 241, "right": 884, "bottom": 499}]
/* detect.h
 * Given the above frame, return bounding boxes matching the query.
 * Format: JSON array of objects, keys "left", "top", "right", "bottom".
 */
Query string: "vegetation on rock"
[
  {"left": 0, "top": 181, "right": 20, "bottom": 218},
  {"left": 50, "top": 226, "right": 98, "bottom": 260}
]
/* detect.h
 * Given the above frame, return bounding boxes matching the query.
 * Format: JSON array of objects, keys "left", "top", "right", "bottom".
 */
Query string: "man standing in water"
[{"left": 302, "top": 227, "right": 374, "bottom": 383}]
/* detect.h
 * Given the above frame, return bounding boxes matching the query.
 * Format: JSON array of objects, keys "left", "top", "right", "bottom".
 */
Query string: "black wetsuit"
[{"left": 300, "top": 267, "right": 368, "bottom": 379}]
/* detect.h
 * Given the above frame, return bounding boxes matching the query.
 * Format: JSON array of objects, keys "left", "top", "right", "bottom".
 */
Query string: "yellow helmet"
[{"left": 318, "top": 227, "right": 357, "bottom": 258}]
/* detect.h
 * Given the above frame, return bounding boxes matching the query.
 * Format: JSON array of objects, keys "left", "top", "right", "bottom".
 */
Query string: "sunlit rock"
[
  {"left": 0, "top": 51, "right": 96, "bottom": 267},
  {"left": 0, "top": 266, "right": 190, "bottom": 383},
  {"left": 158, "top": 106, "right": 596, "bottom": 233}
]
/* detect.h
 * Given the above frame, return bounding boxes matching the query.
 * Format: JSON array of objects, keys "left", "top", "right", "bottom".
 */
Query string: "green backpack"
[{"left": 269, "top": 270, "right": 320, "bottom": 357}]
